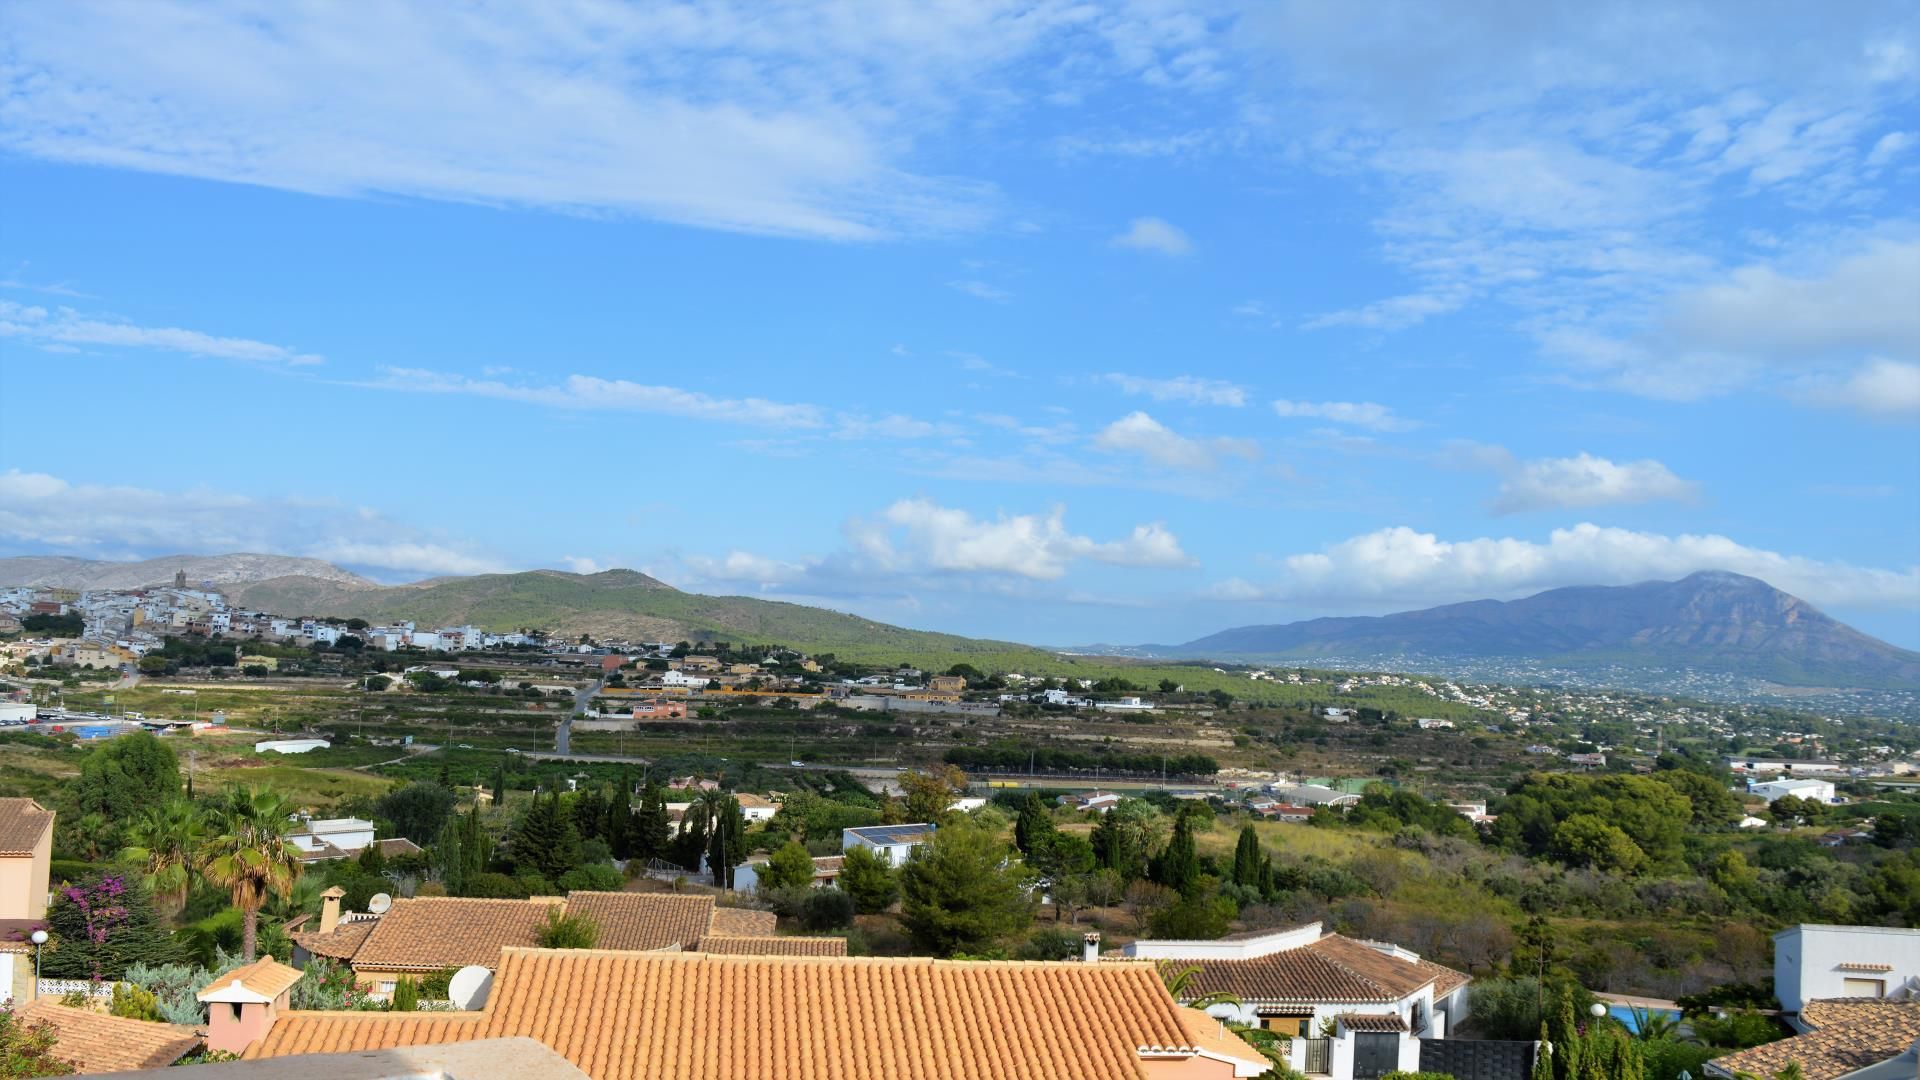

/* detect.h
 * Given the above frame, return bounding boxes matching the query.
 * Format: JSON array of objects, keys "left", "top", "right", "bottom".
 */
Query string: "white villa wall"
[
  {"left": 1774, "top": 925, "right": 1920, "bottom": 1012},
  {"left": 1124, "top": 922, "right": 1323, "bottom": 962}
]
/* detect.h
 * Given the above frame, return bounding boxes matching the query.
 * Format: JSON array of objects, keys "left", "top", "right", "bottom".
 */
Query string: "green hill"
[{"left": 228, "top": 568, "right": 1057, "bottom": 665}]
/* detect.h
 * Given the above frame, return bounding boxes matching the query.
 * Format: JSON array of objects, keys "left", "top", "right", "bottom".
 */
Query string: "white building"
[
  {"left": 1124, "top": 922, "right": 1471, "bottom": 1080},
  {"left": 732, "top": 854, "right": 843, "bottom": 894},
  {"left": 1094, "top": 697, "right": 1155, "bottom": 713},
  {"left": 287, "top": 818, "right": 376, "bottom": 855},
  {"left": 842, "top": 823, "right": 935, "bottom": 867},
  {"left": 661, "top": 670, "right": 711, "bottom": 689},
  {"left": 1773, "top": 925, "right": 1920, "bottom": 1014},
  {"left": 255, "top": 738, "right": 330, "bottom": 754},
  {"left": 1750, "top": 778, "right": 1839, "bottom": 804}
]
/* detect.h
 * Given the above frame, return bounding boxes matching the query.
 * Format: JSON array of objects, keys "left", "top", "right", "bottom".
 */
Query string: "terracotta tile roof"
[
  {"left": 251, "top": 948, "right": 1217, "bottom": 1079},
  {"left": 564, "top": 892, "right": 716, "bottom": 951},
  {"left": 293, "top": 918, "right": 378, "bottom": 962},
  {"left": 15, "top": 1000, "right": 201, "bottom": 1072},
  {"left": 1173, "top": 1008, "right": 1273, "bottom": 1074},
  {"left": 704, "top": 905, "right": 776, "bottom": 938},
  {"left": 1710, "top": 1000, "right": 1920, "bottom": 1080},
  {"left": 1413, "top": 955, "right": 1472, "bottom": 997},
  {"left": 696, "top": 934, "right": 847, "bottom": 956},
  {"left": 0, "top": 798, "right": 54, "bottom": 855},
  {"left": 1178, "top": 934, "right": 1442, "bottom": 1005},
  {"left": 351, "top": 898, "right": 562, "bottom": 972},
  {"left": 198, "top": 956, "right": 305, "bottom": 1002},
  {"left": 1339, "top": 1013, "right": 1408, "bottom": 1032}
]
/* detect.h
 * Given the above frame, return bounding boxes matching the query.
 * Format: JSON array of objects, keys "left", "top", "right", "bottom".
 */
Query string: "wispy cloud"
[
  {"left": 1092, "top": 411, "right": 1257, "bottom": 471},
  {"left": 367, "top": 367, "right": 826, "bottom": 428},
  {"left": 0, "top": 469, "right": 501, "bottom": 578},
  {"left": 1100, "top": 373, "right": 1246, "bottom": 406},
  {"left": 948, "top": 280, "right": 1012, "bottom": 303},
  {"left": 1272, "top": 399, "right": 1413, "bottom": 432},
  {"left": 0, "top": 300, "right": 322, "bottom": 365},
  {"left": 1109, "top": 216, "right": 1194, "bottom": 256}
]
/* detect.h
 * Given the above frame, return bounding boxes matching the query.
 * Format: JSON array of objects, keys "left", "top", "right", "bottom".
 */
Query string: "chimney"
[
  {"left": 1083, "top": 932, "right": 1101, "bottom": 964},
  {"left": 319, "top": 886, "right": 346, "bottom": 934}
]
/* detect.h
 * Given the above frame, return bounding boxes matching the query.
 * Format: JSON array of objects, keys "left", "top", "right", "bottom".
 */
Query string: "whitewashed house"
[
  {"left": 842, "top": 823, "right": 935, "bottom": 867},
  {"left": 1774, "top": 924, "right": 1920, "bottom": 1014},
  {"left": 1125, "top": 922, "right": 1471, "bottom": 1080},
  {"left": 1750, "top": 778, "right": 1840, "bottom": 804}
]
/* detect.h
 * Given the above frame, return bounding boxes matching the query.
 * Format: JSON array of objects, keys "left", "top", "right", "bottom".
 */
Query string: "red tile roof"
[
  {"left": 15, "top": 1000, "right": 201, "bottom": 1072},
  {"left": 0, "top": 798, "right": 54, "bottom": 855},
  {"left": 1177, "top": 934, "right": 1455, "bottom": 1005},
  {"left": 1709, "top": 1000, "right": 1920, "bottom": 1080}
]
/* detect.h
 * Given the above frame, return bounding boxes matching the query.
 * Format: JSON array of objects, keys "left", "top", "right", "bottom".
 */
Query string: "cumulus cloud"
[
  {"left": 1109, "top": 216, "right": 1194, "bottom": 256},
  {"left": 1217, "top": 523, "right": 1920, "bottom": 611},
  {"left": 1272, "top": 399, "right": 1413, "bottom": 432},
  {"left": 865, "top": 498, "right": 1191, "bottom": 578},
  {"left": 0, "top": 300, "right": 322, "bottom": 365},
  {"left": 368, "top": 367, "right": 825, "bottom": 429},
  {"left": 0, "top": 469, "right": 503, "bottom": 578},
  {"left": 1490, "top": 452, "right": 1700, "bottom": 513},
  {"left": 1092, "top": 411, "right": 1257, "bottom": 470},
  {"left": 1100, "top": 373, "right": 1246, "bottom": 406}
]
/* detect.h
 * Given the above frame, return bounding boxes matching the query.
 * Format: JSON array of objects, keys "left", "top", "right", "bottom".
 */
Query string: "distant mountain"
[
  {"left": 0, "top": 553, "right": 378, "bottom": 591},
  {"left": 227, "top": 567, "right": 1051, "bottom": 661},
  {"left": 1154, "top": 572, "right": 1920, "bottom": 690}
]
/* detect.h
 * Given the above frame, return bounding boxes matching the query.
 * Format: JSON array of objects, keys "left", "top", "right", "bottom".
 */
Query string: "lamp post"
[{"left": 30, "top": 928, "right": 48, "bottom": 999}]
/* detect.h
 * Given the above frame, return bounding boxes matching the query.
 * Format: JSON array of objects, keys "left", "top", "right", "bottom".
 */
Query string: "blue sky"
[{"left": 2, "top": 1, "right": 1917, "bottom": 649}]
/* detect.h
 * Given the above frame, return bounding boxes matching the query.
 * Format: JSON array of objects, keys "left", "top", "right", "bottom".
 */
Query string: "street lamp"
[
  {"left": 1589, "top": 1003, "right": 1607, "bottom": 1019},
  {"left": 29, "top": 929, "right": 48, "bottom": 999}
]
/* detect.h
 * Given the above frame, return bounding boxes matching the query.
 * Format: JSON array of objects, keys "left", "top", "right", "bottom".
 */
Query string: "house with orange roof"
[
  {"left": 11, "top": 999, "right": 203, "bottom": 1072},
  {"left": 0, "top": 798, "right": 54, "bottom": 1004},
  {"left": 197, "top": 955, "right": 305, "bottom": 1055},
  {"left": 234, "top": 946, "right": 1271, "bottom": 1079},
  {"left": 1706, "top": 999, "right": 1920, "bottom": 1080},
  {"left": 291, "top": 890, "right": 838, "bottom": 995},
  {"left": 1126, "top": 922, "right": 1474, "bottom": 1080}
]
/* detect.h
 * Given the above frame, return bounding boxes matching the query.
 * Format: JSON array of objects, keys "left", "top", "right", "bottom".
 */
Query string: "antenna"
[
  {"left": 447, "top": 966, "right": 494, "bottom": 1010},
  {"left": 367, "top": 892, "right": 393, "bottom": 914}
]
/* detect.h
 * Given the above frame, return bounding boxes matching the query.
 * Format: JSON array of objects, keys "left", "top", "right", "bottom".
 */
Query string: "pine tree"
[
  {"left": 1231, "top": 825, "right": 1262, "bottom": 888},
  {"left": 511, "top": 791, "right": 581, "bottom": 882}
]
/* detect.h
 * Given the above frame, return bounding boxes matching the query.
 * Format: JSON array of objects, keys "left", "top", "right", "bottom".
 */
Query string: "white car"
[{"left": 789, "top": 760, "right": 806, "bottom": 768}]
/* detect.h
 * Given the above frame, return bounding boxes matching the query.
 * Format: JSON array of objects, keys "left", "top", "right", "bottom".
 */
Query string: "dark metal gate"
[
  {"left": 1353, "top": 1032, "right": 1399, "bottom": 1080},
  {"left": 1418, "top": 1039, "right": 1540, "bottom": 1080},
  {"left": 1302, "top": 1038, "right": 1332, "bottom": 1074}
]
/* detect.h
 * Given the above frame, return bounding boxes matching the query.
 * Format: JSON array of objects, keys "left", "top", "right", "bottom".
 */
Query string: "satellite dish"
[
  {"left": 367, "top": 892, "right": 393, "bottom": 914},
  {"left": 447, "top": 965, "right": 494, "bottom": 1010}
]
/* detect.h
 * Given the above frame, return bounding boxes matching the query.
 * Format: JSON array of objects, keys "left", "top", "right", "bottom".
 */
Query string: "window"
[
  {"left": 1843, "top": 977, "right": 1886, "bottom": 997},
  {"left": 1411, "top": 1000, "right": 1427, "bottom": 1032},
  {"left": 1262, "top": 1016, "right": 1304, "bottom": 1036}
]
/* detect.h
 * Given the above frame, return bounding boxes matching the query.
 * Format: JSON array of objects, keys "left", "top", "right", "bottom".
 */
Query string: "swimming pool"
[{"left": 1607, "top": 1004, "right": 1681, "bottom": 1033}]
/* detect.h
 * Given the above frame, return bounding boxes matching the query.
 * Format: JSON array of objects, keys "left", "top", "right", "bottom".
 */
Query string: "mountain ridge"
[
  {"left": 1149, "top": 571, "right": 1920, "bottom": 690},
  {"left": 0, "top": 553, "right": 379, "bottom": 591}
]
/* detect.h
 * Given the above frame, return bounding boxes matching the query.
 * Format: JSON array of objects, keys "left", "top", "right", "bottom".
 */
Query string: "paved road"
[{"left": 554, "top": 676, "right": 605, "bottom": 755}]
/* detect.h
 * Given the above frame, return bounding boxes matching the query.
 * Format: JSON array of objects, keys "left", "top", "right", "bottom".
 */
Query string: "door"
[{"left": 1352, "top": 1032, "right": 1400, "bottom": 1080}]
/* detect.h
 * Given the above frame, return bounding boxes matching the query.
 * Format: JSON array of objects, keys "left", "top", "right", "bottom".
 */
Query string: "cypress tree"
[
  {"left": 1530, "top": 1022, "right": 1552, "bottom": 1080},
  {"left": 1014, "top": 794, "right": 1055, "bottom": 857},
  {"left": 707, "top": 797, "right": 748, "bottom": 888},
  {"left": 1150, "top": 815, "right": 1200, "bottom": 896},
  {"left": 632, "top": 782, "right": 672, "bottom": 863},
  {"left": 1231, "top": 825, "right": 1262, "bottom": 888},
  {"left": 511, "top": 791, "right": 580, "bottom": 882},
  {"left": 492, "top": 758, "right": 509, "bottom": 808}
]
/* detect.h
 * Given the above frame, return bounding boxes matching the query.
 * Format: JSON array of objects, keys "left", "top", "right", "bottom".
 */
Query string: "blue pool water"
[{"left": 1607, "top": 1004, "right": 1681, "bottom": 1033}]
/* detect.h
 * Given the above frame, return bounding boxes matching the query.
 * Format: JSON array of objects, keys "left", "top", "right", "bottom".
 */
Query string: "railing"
[
  {"left": 38, "top": 979, "right": 115, "bottom": 1000},
  {"left": 1302, "top": 1037, "right": 1333, "bottom": 1075}
]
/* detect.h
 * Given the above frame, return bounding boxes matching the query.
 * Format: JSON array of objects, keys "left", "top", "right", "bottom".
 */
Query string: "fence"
[
  {"left": 38, "top": 979, "right": 115, "bottom": 1000},
  {"left": 1418, "top": 1038, "right": 1541, "bottom": 1080},
  {"left": 1301, "top": 1037, "right": 1332, "bottom": 1074}
]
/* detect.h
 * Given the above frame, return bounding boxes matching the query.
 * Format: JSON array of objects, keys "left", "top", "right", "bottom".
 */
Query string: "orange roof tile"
[
  {"left": 696, "top": 934, "right": 847, "bottom": 956},
  {"left": 198, "top": 956, "right": 305, "bottom": 1002},
  {"left": 293, "top": 918, "right": 378, "bottom": 962},
  {"left": 704, "top": 905, "right": 776, "bottom": 938},
  {"left": 1709, "top": 1000, "right": 1920, "bottom": 1080},
  {"left": 15, "top": 1000, "right": 201, "bottom": 1072},
  {"left": 1174, "top": 1008, "right": 1273, "bottom": 1074},
  {"left": 252, "top": 948, "right": 1211, "bottom": 1080},
  {"left": 350, "top": 898, "right": 561, "bottom": 972},
  {"left": 0, "top": 798, "right": 54, "bottom": 855},
  {"left": 1178, "top": 933, "right": 1446, "bottom": 1005},
  {"left": 563, "top": 892, "right": 715, "bottom": 952}
]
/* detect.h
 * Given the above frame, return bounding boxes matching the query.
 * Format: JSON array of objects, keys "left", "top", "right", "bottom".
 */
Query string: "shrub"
[
  {"left": 418, "top": 967, "right": 459, "bottom": 1000},
  {"left": 110, "top": 982, "right": 161, "bottom": 1022},
  {"left": 460, "top": 872, "right": 527, "bottom": 899},
  {"left": 557, "top": 865, "right": 624, "bottom": 892},
  {"left": 535, "top": 906, "right": 598, "bottom": 949},
  {"left": 799, "top": 889, "right": 855, "bottom": 931},
  {"left": 1014, "top": 928, "right": 1082, "bottom": 961},
  {"left": 836, "top": 844, "right": 898, "bottom": 914},
  {"left": 390, "top": 976, "right": 419, "bottom": 1012}
]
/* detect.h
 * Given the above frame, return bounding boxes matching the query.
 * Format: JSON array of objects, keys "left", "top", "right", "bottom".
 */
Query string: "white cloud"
[
  {"left": 561, "top": 556, "right": 604, "bottom": 575},
  {"left": 368, "top": 367, "right": 825, "bottom": 428},
  {"left": 1110, "top": 216, "right": 1194, "bottom": 256},
  {"left": 1491, "top": 452, "right": 1700, "bottom": 513},
  {"left": 1802, "top": 357, "right": 1920, "bottom": 416},
  {"left": 1100, "top": 373, "right": 1246, "bottom": 406},
  {"left": 1272, "top": 399, "right": 1413, "bottom": 432},
  {"left": 865, "top": 498, "right": 1192, "bottom": 578},
  {"left": 0, "top": 300, "right": 322, "bottom": 365},
  {"left": 1303, "top": 288, "right": 1469, "bottom": 332},
  {"left": 1221, "top": 522, "right": 1920, "bottom": 611},
  {"left": 0, "top": 469, "right": 502, "bottom": 578},
  {"left": 1867, "top": 131, "right": 1914, "bottom": 167},
  {"left": 1092, "top": 411, "right": 1257, "bottom": 470},
  {"left": 948, "top": 280, "right": 1013, "bottom": 303}
]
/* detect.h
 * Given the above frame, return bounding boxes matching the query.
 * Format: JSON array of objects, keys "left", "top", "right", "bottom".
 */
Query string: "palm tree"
[
  {"left": 1158, "top": 961, "right": 1243, "bottom": 1011},
  {"left": 121, "top": 799, "right": 203, "bottom": 914},
  {"left": 199, "top": 787, "right": 304, "bottom": 961},
  {"left": 1629, "top": 1006, "right": 1689, "bottom": 1043}
]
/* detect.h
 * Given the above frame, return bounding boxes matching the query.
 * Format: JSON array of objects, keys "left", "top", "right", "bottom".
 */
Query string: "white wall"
[
  {"left": 0, "top": 953, "right": 14, "bottom": 1005},
  {"left": 1775, "top": 925, "right": 1920, "bottom": 1012},
  {"left": 1124, "top": 922, "right": 1323, "bottom": 961}
]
